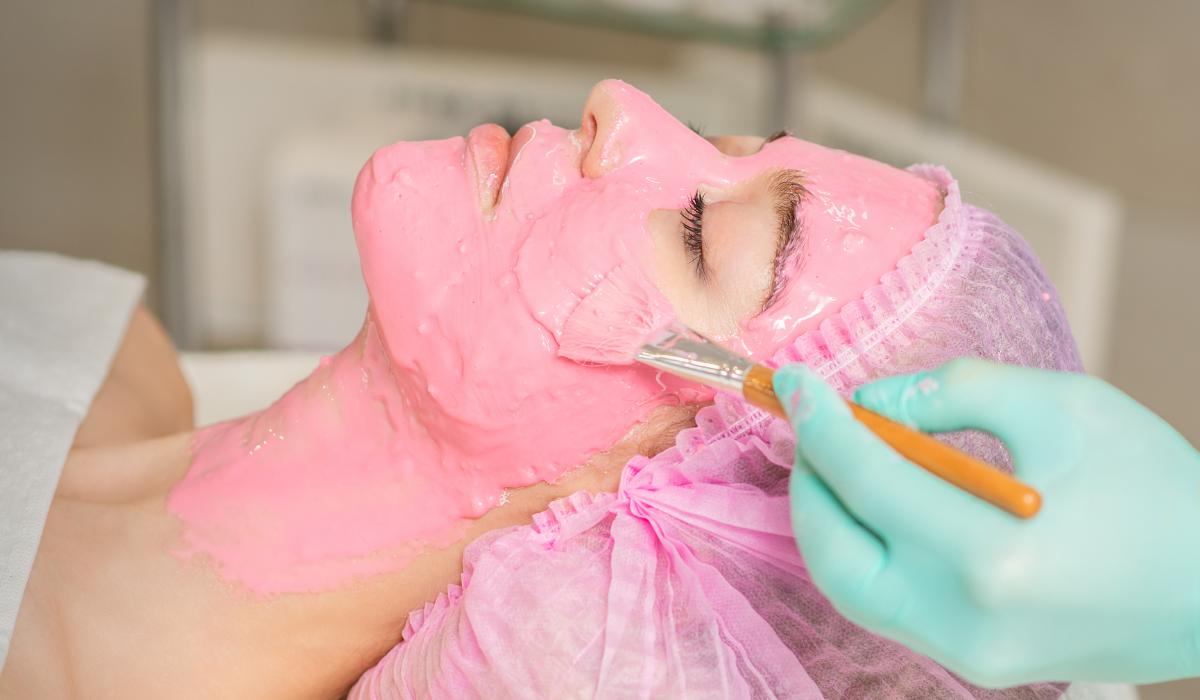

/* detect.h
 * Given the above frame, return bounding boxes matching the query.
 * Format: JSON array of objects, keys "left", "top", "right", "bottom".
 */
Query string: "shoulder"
[{"left": 72, "top": 306, "right": 194, "bottom": 449}]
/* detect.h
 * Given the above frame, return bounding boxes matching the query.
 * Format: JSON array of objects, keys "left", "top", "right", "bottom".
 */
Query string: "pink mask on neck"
[{"left": 167, "top": 80, "right": 939, "bottom": 595}]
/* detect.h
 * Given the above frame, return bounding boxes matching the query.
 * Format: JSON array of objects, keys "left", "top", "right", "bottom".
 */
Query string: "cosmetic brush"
[{"left": 635, "top": 322, "right": 1042, "bottom": 519}]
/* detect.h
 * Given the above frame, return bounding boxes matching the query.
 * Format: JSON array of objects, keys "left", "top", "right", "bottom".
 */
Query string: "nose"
[{"left": 577, "top": 80, "right": 627, "bottom": 179}]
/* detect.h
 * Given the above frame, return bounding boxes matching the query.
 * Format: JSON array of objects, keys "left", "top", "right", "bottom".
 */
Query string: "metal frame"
[{"left": 154, "top": 0, "right": 194, "bottom": 347}]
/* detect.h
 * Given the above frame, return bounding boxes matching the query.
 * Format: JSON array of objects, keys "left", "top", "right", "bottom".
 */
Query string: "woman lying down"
[{"left": 2, "top": 80, "right": 1099, "bottom": 699}]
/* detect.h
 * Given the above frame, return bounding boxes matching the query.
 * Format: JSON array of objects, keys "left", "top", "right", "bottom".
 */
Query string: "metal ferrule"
[{"left": 634, "top": 322, "right": 754, "bottom": 393}]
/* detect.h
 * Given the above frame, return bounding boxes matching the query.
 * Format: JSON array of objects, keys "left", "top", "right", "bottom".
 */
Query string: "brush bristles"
[{"left": 558, "top": 261, "right": 675, "bottom": 365}]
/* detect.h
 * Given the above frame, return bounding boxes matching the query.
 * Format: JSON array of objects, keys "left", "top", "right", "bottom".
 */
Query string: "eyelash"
[{"left": 682, "top": 191, "right": 707, "bottom": 280}]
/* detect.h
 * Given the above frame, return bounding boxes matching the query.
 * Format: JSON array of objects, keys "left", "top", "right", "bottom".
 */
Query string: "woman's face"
[{"left": 352, "top": 80, "right": 940, "bottom": 489}]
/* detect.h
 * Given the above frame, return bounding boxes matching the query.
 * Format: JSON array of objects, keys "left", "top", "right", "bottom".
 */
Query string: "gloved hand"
[{"left": 773, "top": 357, "right": 1200, "bottom": 687}]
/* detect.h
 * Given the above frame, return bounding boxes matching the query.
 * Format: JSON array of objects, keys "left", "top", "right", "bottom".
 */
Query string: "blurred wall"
[
  {"left": 197, "top": 0, "right": 682, "bottom": 66},
  {"left": 0, "top": 0, "right": 158, "bottom": 309},
  {"left": 815, "top": 0, "right": 1200, "bottom": 220}
]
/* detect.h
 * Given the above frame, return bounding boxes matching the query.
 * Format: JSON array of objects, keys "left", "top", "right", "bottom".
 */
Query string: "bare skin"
[{"left": 0, "top": 307, "right": 699, "bottom": 700}]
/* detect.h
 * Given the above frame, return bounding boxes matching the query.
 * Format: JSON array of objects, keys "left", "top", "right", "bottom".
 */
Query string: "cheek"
[
  {"left": 707, "top": 239, "right": 774, "bottom": 324},
  {"left": 514, "top": 181, "right": 659, "bottom": 343}
]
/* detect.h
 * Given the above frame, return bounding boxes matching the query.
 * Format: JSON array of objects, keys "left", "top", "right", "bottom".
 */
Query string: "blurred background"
[{"left": 0, "top": 3, "right": 1196, "bottom": 693}]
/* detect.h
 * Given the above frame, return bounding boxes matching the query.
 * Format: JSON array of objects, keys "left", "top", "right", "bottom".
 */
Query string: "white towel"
[
  {"left": 0, "top": 251, "right": 143, "bottom": 671},
  {"left": 1064, "top": 683, "right": 1140, "bottom": 700}
]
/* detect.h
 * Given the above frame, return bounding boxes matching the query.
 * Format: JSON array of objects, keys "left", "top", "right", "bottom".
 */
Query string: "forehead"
[{"left": 740, "top": 142, "right": 942, "bottom": 352}]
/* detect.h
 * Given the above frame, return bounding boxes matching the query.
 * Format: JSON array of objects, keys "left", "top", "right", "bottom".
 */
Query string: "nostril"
[
  {"left": 578, "top": 80, "right": 625, "bottom": 178},
  {"left": 575, "top": 112, "right": 598, "bottom": 172},
  {"left": 581, "top": 112, "right": 597, "bottom": 144}
]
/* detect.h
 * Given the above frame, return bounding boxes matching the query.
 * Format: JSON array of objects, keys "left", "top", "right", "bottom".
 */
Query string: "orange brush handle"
[{"left": 743, "top": 365, "right": 1041, "bottom": 519}]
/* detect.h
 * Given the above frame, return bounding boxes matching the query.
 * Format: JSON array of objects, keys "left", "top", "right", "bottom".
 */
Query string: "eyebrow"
[{"left": 762, "top": 169, "right": 809, "bottom": 312}]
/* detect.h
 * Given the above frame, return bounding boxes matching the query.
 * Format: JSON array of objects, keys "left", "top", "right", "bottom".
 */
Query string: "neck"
[{"left": 167, "top": 314, "right": 475, "bottom": 596}]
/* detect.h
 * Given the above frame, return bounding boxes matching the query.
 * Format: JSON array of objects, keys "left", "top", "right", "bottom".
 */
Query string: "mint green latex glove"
[{"left": 773, "top": 357, "right": 1200, "bottom": 687}]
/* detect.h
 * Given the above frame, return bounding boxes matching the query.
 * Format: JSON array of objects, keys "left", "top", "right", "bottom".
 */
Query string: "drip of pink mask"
[{"left": 166, "top": 80, "right": 939, "bottom": 595}]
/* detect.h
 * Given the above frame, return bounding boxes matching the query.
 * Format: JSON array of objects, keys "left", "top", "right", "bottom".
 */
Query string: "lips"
[
  {"left": 466, "top": 123, "right": 540, "bottom": 211},
  {"left": 466, "top": 124, "right": 510, "bottom": 210},
  {"left": 505, "top": 124, "right": 535, "bottom": 180}
]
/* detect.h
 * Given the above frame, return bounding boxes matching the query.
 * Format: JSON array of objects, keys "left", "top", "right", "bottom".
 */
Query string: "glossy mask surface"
[{"left": 167, "top": 80, "right": 940, "bottom": 595}]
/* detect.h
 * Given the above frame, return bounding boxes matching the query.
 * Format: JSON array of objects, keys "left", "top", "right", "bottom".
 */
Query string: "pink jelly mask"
[
  {"left": 355, "top": 78, "right": 940, "bottom": 446},
  {"left": 167, "top": 81, "right": 939, "bottom": 596}
]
